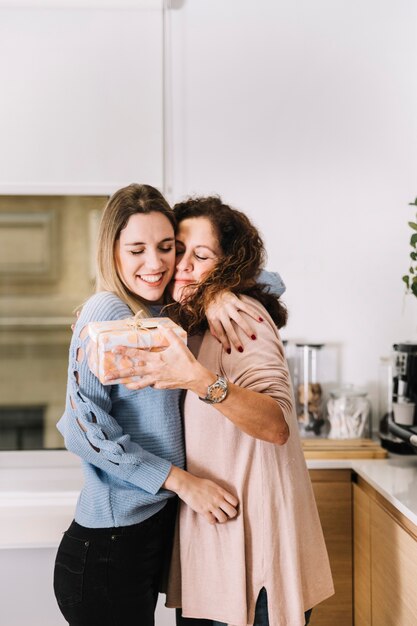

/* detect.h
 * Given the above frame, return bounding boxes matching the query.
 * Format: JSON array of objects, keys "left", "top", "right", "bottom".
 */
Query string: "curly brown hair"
[{"left": 169, "top": 196, "right": 287, "bottom": 333}]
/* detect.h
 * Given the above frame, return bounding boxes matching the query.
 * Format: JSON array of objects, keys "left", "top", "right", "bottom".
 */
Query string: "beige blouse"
[{"left": 166, "top": 297, "right": 334, "bottom": 626}]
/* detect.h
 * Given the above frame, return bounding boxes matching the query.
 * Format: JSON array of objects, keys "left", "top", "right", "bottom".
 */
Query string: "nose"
[
  {"left": 176, "top": 251, "right": 193, "bottom": 272},
  {"left": 145, "top": 247, "right": 165, "bottom": 271}
]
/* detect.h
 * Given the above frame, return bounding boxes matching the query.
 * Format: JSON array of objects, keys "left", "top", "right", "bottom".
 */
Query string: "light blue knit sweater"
[
  {"left": 57, "top": 272, "right": 285, "bottom": 529},
  {"left": 57, "top": 291, "right": 185, "bottom": 528}
]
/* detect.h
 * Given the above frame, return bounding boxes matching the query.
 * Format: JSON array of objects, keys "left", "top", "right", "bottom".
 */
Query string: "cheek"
[
  {"left": 166, "top": 250, "right": 176, "bottom": 272},
  {"left": 117, "top": 252, "right": 141, "bottom": 279},
  {"left": 197, "top": 261, "right": 216, "bottom": 282}
]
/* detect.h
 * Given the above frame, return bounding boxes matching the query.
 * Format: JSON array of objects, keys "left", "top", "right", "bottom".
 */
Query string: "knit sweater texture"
[{"left": 57, "top": 291, "right": 185, "bottom": 528}]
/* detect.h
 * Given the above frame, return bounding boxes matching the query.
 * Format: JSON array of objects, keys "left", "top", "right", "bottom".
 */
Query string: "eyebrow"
[{"left": 124, "top": 237, "right": 175, "bottom": 246}]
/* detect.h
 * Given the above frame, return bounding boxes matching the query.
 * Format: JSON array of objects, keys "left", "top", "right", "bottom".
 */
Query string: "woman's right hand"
[{"left": 163, "top": 466, "right": 238, "bottom": 525}]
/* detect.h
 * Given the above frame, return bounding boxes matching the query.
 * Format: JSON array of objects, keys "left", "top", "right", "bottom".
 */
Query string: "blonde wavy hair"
[{"left": 95, "top": 183, "right": 175, "bottom": 315}]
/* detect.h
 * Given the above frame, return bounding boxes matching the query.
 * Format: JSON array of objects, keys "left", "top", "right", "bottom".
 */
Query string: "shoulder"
[
  {"left": 217, "top": 296, "right": 287, "bottom": 388},
  {"left": 78, "top": 291, "right": 133, "bottom": 325}
]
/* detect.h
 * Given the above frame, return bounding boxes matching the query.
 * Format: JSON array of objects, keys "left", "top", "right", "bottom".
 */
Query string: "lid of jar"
[
  {"left": 295, "top": 343, "right": 324, "bottom": 349},
  {"left": 330, "top": 384, "right": 368, "bottom": 399}
]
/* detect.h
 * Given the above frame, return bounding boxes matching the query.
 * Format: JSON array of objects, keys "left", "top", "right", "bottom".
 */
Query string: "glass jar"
[
  {"left": 327, "top": 385, "right": 370, "bottom": 439},
  {"left": 294, "top": 343, "right": 326, "bottom": 436}
]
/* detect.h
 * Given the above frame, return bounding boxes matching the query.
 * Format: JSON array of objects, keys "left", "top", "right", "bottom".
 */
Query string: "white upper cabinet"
[{"left": 0, "top": 1, "right": 164, "bottom": 194}]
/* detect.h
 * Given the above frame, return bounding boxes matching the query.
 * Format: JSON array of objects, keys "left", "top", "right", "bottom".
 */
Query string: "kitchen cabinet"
[
  {"left": 3, "top": 456, "right": 417, "bottom": 626},
  {"left": 0, "top": 2, "right": 164, "bottom": 194},
  {"left": 354, "top": 477, "right": 417, "bottom": 626},
  {"left": 309, "top": 469, "right": 353, "bottom": 626}
]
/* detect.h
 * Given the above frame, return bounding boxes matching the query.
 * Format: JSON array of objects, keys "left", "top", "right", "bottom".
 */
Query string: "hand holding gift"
[
  {"left": 106, "top": 327, "right": 207, "bottom": 392},
  {"left": 87, "top": 313, "right": 187, "bottom": 385}
]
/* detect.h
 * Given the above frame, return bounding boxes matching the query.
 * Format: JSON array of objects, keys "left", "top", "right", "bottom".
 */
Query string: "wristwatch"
[{"left": 199, "top": 375, "right": 229, "bottom": 404}]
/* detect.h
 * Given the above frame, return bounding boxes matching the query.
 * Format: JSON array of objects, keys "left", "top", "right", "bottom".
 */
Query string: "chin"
[
  {"left": 173, "top": 284, "right": 192, "bottom": 303},
  {"left": 129, "top": 285, "right": 165, "bottom": 304}
]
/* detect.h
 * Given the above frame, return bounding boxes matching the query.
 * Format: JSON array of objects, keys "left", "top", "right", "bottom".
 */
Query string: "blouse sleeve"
[
  {"left": 56, "top": 292, "right": 172, "bottom": 496},
  {"left": 219, "top": 297, "right": 294, "bottom": 425}
]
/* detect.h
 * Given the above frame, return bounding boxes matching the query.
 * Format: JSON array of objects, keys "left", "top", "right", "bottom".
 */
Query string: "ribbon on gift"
[{"left": 126, "top": 311, "right": 159, "bottom": 331}]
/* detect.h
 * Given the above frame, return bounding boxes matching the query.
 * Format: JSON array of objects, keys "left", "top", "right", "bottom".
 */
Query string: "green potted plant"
[{"left": 402, "top": 198, "right": 417, "bottom": 297}]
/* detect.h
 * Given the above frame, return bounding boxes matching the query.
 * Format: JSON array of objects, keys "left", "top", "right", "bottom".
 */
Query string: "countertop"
[{"left": 1, "top": 451, "right": 417, "bottom": 549}]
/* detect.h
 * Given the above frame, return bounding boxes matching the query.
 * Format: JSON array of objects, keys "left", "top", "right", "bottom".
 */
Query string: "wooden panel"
[
  {"left": 303, "top": 438, "right": 387, "bottom": 459},
  {"left": 309, "top": 470, "right": 353, "bottom": 626},
  {"left": 356, "top": 475, "right": 417, "bottom": 541},
  {"left": 309, "top": 469, "right": 352, "bottom": 483},
  {"left": 353, "top": 483, "right": 371, "bottom": 626},
  {"left": 371, "top": 499, "right": 417, "bottom": 626}
]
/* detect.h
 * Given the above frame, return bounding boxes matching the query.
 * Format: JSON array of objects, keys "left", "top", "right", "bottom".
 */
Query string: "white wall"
[{"left": 168, "top": 0, "right": 417, "bottom": 427}]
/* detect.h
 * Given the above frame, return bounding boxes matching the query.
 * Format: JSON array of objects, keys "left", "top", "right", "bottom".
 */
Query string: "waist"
[{"left": 70, "top": 498, "right": 177, "bottom": 537}]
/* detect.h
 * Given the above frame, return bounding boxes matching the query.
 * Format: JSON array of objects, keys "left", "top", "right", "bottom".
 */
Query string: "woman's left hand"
[{"left": 105, "top": 328, "right": 207, "bottom": 391}]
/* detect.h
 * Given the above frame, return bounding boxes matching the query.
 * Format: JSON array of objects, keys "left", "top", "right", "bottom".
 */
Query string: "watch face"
[
  {"left": 206, "top": 377, "right": 228, "bottom": 403},
  {"left": 210, "top": 382, "right": 227, "bottom": 402}
]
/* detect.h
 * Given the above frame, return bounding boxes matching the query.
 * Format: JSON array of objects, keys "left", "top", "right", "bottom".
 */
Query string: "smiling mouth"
[{"left": 138, "top": 273, "right": 164, "bottom": 285}]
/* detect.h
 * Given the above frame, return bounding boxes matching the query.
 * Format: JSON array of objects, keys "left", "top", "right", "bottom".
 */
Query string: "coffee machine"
[{"left": 380, "top": 342, "right": 417, "bottom": 453}]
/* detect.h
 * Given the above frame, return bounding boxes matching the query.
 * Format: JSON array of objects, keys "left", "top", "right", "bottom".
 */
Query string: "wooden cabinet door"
[
  {"left": 309, "top": 470, "right": 353, "bottom": 626},
  {"left": 371, "top": 499, "right": 417, "bottom": 626}
]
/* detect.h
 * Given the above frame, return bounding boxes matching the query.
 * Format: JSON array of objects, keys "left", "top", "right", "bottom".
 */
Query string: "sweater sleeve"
[
  {"left": 257, "top": 269, "right": 286, "bottom": 297},
  {"left": 219, "top": 296, "right": 294, "bottom": 425},
  {"left": 56, "top": 292, "right": 172, "bottom": 495}
]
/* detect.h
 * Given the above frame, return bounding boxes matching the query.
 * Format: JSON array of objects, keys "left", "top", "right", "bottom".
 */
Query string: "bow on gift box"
[{"left": 126, "top": 312, "right": 159, "bottom": 333}]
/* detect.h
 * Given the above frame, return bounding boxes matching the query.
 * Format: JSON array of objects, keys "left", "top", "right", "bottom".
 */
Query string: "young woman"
[
  {"left": 115, "top": 196, "right": 334, "bottom": 626},
  {"left": 54, "top": 184, "right": 271, "bottom": 626}
]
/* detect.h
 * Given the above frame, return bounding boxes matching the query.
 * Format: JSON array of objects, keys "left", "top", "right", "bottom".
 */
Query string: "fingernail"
[
  {"left": 238, "top": 346, "right": 244, "bottom": 353},
  {"left": 258, "top": 317, "right": 264, "bottom": 322},
  {"left": 226, "top": 348, "right": 231, "bottom": 355},
  {"left": 251, "top": 334, "right": 256, "bottom": 340}
]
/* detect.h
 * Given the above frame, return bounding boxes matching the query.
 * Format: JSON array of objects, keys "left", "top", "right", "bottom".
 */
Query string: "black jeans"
[
  {"left": 54, "top": 502, "right": 176, "bottom": 626},
  {"left": 176, "top": 587, "right": 313, "bottom": 626}
]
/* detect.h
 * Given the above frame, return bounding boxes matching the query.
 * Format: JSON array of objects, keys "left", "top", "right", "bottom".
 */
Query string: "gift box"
[{"left": 87, "top": 315, "right": 187, "bottom": 385}]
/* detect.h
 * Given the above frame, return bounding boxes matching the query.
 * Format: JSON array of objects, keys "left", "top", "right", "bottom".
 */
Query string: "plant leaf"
[
  {"left": 409, "top": 222, "right": 417, "bottom": 231},
  {"left": 412, "top": 282, "right": 417, "bottom": 297},
  {"left": 411, "top": 233, "right": 417, "bottom": 247},
  {"left": 403, "top": 275, "right": 410, "bottom": 288},
  {"left": 409, "top": 198, "right": 417, "bottom": 206}
]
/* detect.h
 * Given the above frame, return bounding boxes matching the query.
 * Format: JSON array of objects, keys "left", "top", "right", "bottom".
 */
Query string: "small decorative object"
[
  {"left": 87, "top": 314, "right": 187, "bottom": 385},
  {"left": 295, "top": 343, "right": 326, "bottom": 436},
  {"left": 327, "top": 385, "right": 370, "bottom": 439},
  {"left": 402, "top": 198, "right": 417, "bottom": 298}
]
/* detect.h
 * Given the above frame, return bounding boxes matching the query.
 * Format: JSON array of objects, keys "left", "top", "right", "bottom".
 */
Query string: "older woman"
[{"left": 115, "top": 196, "right": 334, "bottom": 626}]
